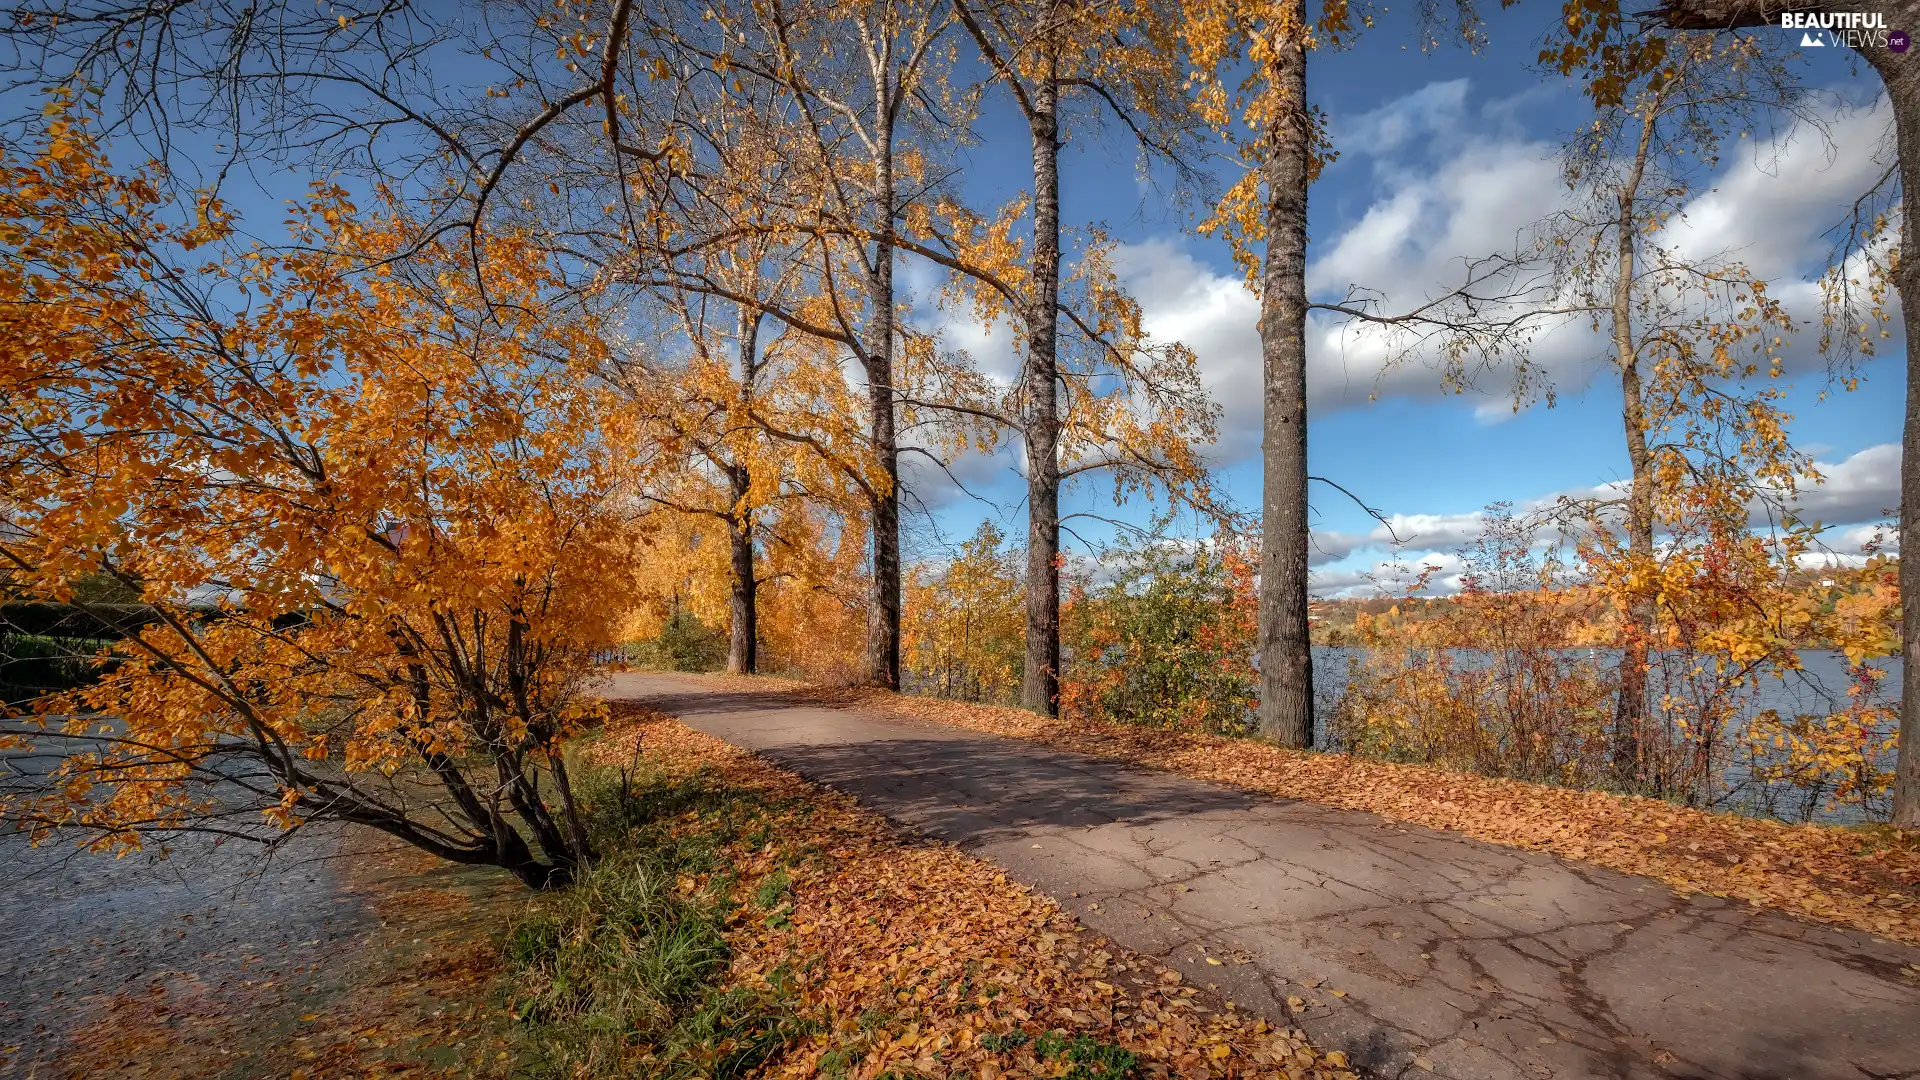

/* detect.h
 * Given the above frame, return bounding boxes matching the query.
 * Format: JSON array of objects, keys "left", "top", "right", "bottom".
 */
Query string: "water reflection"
[{"left": 1310, "top": 647, "right": 1900, "bottom": 824}]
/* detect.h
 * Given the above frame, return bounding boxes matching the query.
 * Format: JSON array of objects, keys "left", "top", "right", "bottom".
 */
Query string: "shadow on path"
[{"left": 611, "top": 673, "right": 1920, "bottom": 1080}]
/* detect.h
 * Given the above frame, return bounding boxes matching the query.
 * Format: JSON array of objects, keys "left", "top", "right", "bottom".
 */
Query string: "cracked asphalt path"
[{"left": 607, "top": 673, "right": 1920, "bottom": 1080}]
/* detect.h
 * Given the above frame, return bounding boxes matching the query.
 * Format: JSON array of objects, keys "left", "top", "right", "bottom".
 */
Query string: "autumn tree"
[
  {"left": 921, "top": 216, "right": 1222, "bottom": 718},
  {"left": 943, "top": 0, "right": 1207, "bottom": 716},
  {"left": 0, "top": 107, "right": 638, "bottom": 887},
  {"left": 1186, "top": 0, "right": 1516, "bottom": 747},
  {"left": 610, "top": 283, "right": 876, "bottom": 680},
  {"left": 591, "top": 90, "right": 872, "bottom": 677},
  {"left": 1185, "top": 0, "right": 1322, "bottom": 747},
  {"left": 611, "top": 0, "right": 1213, "bottom": 714},
  {"left": 902, "top": 521, "right": 1026, "bottom": 702},
  {"left": 1547, "top": 0, "right": 1917, "bottom": 825},
  {"left": 1505, "top": 33, "right": 1809, "bottom": 786},
  {"left": 615, "top": 289, "right": 866, "bottom": 676},
  {"left": 1348, "top": 29, "right": 1832, "bottom": 793},
  {"left": 1551, "top": 203, "right": 1820, "bottom": 799},
  {"left": 591, "top": 0, "right": 963, "bottom": 692},
  {"left": 291, "top": 0, "right": 890, "bottom": 684},
  {"left": 953, "top": 0, "right": 1076, "bottom": 715}
]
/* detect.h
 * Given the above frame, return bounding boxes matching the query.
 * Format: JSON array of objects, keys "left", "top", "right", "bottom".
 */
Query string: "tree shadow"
[
  {"left": 627, "top": 684, "right": 1260, "bottom": 846},
  {"left": 613, "top": 681, "right": 1920, "bottom": 1080}
]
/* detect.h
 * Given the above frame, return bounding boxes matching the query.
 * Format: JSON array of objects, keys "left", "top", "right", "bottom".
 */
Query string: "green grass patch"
[
  {"left": 500, "top": 761, "right": 814, "bottom": 1078},
  {"left": 1034, "top": 1030, "right": 1140, "bottom": 1078},
  {"left": 975, "top": 1029, "right": 1135, "bottom": 1078}
]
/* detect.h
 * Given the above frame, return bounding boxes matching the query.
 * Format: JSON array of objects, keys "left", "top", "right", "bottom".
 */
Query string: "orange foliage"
[{"left": 0, "top": 102, "right": 638, "bottom": 885}]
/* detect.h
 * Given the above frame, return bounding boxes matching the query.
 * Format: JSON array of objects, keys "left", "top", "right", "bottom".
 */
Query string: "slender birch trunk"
[
  {"left": 1021, "top": 57, "right": 1064, "bottom": 716},
  {"left": 1611, "top": 111, "right": 1658, "bottom": 788},
  {"left": 726, "top": 309, "right": 762, "bottom": 675},
  {"left": 864, "top": 125, "right": 903, "bottom": 691}
]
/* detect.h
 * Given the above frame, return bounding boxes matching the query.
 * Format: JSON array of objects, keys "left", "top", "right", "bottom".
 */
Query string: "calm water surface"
[{"left": 1309, "top": 647, "right": 1901, "bottom": 824}]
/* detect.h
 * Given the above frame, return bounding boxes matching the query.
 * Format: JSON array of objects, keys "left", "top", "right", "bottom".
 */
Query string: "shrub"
[
  {"left": 630, "top": 608, "right": 729, "bottom": 673},
  {"left": 1061, "top": 530, "right": 1257, "bottom": 735}
]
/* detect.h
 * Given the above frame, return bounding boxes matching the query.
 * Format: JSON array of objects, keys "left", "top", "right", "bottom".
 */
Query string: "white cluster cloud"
[
  {"left": 1308, "top": 443, "right": 1901, "bottom": 597},
  {"left": 1793, "top": 441, "right": 1901, "bottom": 524},
  {"left": 902, "top": 76, "right": 1902, "bottom": 572},
  {"left": 1115, "top": 81, "right": 1900, "bottom": 465}
]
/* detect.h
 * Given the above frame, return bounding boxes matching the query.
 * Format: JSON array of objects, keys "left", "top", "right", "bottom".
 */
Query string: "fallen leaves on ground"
[
  {"left": 679, "top": 674, "right": 1920, "bottom": 948},
  {"left": 595, "top": 704, "right": 1357, "bottom": 1079}
]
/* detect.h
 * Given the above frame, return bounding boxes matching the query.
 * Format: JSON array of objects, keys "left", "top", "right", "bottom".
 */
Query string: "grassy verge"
[
  {"left": 673, "top": 672, "right": 1920, "bottom": 949},
  {"left": 52, "top": 708, "right": 1356, "bottom": 1079},
  {"left": 499, "top": 762, "right": 812, "bottom": 1078},
  {"left": 501, "top": 707, "right": 1357, "bottom": 1079}
]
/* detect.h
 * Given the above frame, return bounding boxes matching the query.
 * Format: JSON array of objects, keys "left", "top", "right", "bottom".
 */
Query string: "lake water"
[
  {"left": 1309, "top": 647, "right": 1898, "bottom": 717},
  {"left": 1306, "top": 647, "right": 1901, "bottom": 825}
]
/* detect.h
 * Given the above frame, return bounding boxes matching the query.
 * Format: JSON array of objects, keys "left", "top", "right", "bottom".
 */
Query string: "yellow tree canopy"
[{"left": 0, "top": 102, "right": 641, "bottom": 885}]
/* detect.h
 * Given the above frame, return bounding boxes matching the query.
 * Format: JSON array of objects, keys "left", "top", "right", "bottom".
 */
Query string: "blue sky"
[
  {"left": 900, "top": 5, "right": 1906, "bottom": 596},
  {"left": 33, "top": 3, "right": 1896, "bottom": 596}
]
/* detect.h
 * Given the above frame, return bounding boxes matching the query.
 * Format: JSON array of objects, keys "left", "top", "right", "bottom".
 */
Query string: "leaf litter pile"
[
  {"left": 691, "top": 673, "right": 1920, "bottom": 948},
  {"left": 578, "top": 705, "right": 1359, "bottom": 1079},
  {"left": 45, "top": 674, "right": 1919, "bottom": 1079}
]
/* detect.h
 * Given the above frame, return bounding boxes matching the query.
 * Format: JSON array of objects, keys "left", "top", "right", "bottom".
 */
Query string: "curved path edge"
[{"left": 605, "top": 673, "right": 1920, "bottom": 1080}]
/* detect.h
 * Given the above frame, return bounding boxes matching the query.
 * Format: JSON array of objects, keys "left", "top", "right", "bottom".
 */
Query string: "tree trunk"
[
  {"left": 494, "top": 826, "right": 568, "bottom": 889},
  {"left": 1254, "top": 17, "right": 1314, "bottom": 748},
  {"left": 1611, "top": 114, "right": 1658, "bottom": 790},
  {"left": 1613, "top": 352, "right": 1656, "bottom": 787},
  {"left": 864, "top": 148, "right": 903, "bottom": 691},
  {"left": 727, "top": 309, "right": 761, "bottom": 676},
  {"left": 1867, "top": 34, "right": 1920, "bottom": 828},
  {"left": 1022, "top": 63, "right": 1064, "bottom": 717},
  {"left": 726, "top": 464, "right": 757, "bottom": 674}
]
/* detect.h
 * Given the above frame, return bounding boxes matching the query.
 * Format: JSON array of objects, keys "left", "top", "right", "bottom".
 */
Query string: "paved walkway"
[{"left": 606, "top": 674, "right": 1920, "bottom": 1080}]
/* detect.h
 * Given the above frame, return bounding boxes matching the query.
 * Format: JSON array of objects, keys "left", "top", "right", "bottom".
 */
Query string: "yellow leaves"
[
  {"left": 2, "top": 106, "right": 644, "bottom": 853},
  {"left": 935, "top": 194, "right": 1032, "bottom": 324},
  {"left": 904, "top": 521, "right": 1025, "bottom": 705},
  {"left": 1195, "top": 168, "right": 1264, "bottom": 285}
]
